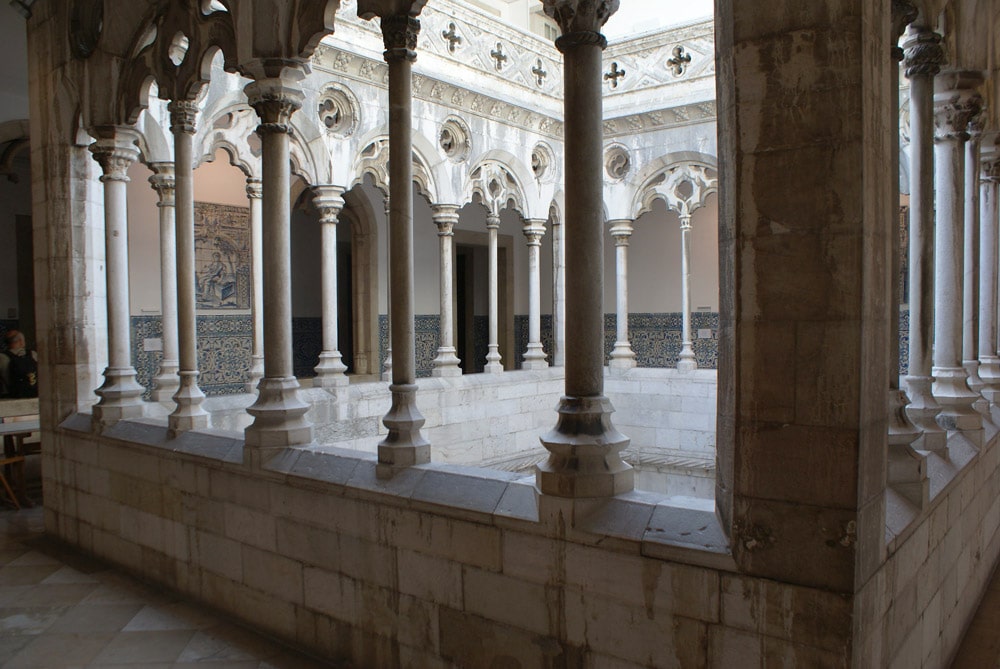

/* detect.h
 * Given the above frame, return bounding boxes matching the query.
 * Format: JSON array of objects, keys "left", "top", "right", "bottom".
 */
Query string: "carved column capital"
[
  {"left": 246, "top": 178, "right": 263, "bottom": 200},
  {"left": 523, "top": 220, "right": 546, "bottom": 246},
  {"left": 89, "top": 127, "right": 140, "bottom": 182},
  {"left": 245, "top": 77, "right": 305, "bottom": 135},
  {"left": 486, "top": 213, "right": 501, "bottom": 230},
  {"left": 380, "top": 15, "right": 420, "bottom": 62},
  {"left": 983, "top": 156, "right": 1000, "bottom": 183},
  {"left": 934, "top": 73, "right": 984, "bottom": 143},
  {"left": 431, "top": 203, "right": 460, "bottom": 235},
  {"left": 903, "top": 29, "right": 944, "bottom": 79},
  {"left": 891, "top": 0, "right": 918, "bottom": 61},
  {"left": 167, "top": 99, "right": 199, "bottom": 135},
  {"left": 609, "top": 219, "right": 633, "bottom": 246},
  {"left": 148, "top": 163, "right": 176, "bottom": 206},
  {"left": 543, "top": 0, "right": 618, "bottom": 50},
  {"left": 313, "top": 185, "right": 346, "bottom": 224}
]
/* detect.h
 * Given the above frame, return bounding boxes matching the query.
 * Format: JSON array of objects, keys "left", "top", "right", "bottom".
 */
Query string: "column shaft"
[
  {"left": 608, "top": 220, "right": 636, "bottom": 370},
  {"left": 677, "top": 216, "right": 697, "bottom": 371},
  {"left": 149, "top": 164, "right": 180, "bottom": 402},
  {"left": 89, "top": 129, "right": 145, "bottom": 428},
  {"left": 962, "top": 128, "right": 983, "bottom": 391},
  {"left": 485, "top": 213, "right": 503, "bottom": 373},
  {"left": 168, "top": 101, "right": 208, "bottom": 434},
  {"left": 246, "top": 179, "right": 264, "bottom": 392},
  {"left": 552, "top": 215, "right": 566, "bottom": 366},
  {"left": 980, "top": 157, "right": 1000, "bottom": 400},
  {"left": 522, "top": 221, "right": 548, "bottom": 369},
  {"left": 313, "top": 187, "right": 348, "bottom": 388},
  {"left": 431, "top": 204, "right": 461, "bottom": 376}
]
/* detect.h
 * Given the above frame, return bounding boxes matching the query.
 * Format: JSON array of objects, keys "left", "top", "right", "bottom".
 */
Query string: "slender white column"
[
  {"left": 245, "top": 178, "right": 264, "bottom": 392},
  {"left": 522, "top": 219, "right": 548, "bottom": 369},
  {"left": 931, "top": 71, "right": 983, "bottom": 434},
  {"left": 608, "top": 219, "right": 636, "bottom": 370},
  {"left": 901, "top": 29, "right": 947, "bottom": 450},
  {"left": 148, "top": 163, "right": 180, "bottom": 402},
  {"left": 313, "top": 186, "right": 349, "bottom": 388},
  {"left": 431, "top": 204, "right": 462, "bottom": 376},
  {"left": 381, "top": 201, "right": 393, "bottom": 381},
  {"left": 375, "top": 13, "right": 429, "bottom": 475},
  {"left": 89, "top": 128, "right": 145, "bottom": 428},
  {"left": 980, "top": 151, "right": 1000, "bottom": 401},
  {"left": 962, "top": 120, "right": 984, "bottom": 393},
  {"left": 677, "top": 213, "right": 697, "bottom": 371},
  {"left": 167, "top": 100, "right": 209, "bottom": 435},
  {"left": 551, "top": 211, "right": 566, "bottom": 367},
  {"left": 484, "top": 212, "right": 504, "bottom": 373},
  {"left": 244, "top": 75, "right": 313, "bottom": 449},
  {"left": 537, "top": 1, "right": 632, "bottom": 498}
]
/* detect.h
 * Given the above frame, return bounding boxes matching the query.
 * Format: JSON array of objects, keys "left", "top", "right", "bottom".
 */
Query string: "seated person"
[{"left": 2, "top": 330, "right": 37, "bottom": 398}]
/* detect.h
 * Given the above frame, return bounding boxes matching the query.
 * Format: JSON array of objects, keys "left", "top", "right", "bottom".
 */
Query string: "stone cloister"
[{"left": 6, "top": 0, "right": 1000, "bottom": 665}]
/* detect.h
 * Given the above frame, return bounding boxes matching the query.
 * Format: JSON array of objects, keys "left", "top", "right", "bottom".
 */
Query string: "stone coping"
[{"left": 59, "top": 412, "right": 736, "bottom": 573}]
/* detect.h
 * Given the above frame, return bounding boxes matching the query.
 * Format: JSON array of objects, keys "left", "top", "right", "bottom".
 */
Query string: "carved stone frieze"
[{"left": 603, "top": 101, "right": 717, "bottom": 137}]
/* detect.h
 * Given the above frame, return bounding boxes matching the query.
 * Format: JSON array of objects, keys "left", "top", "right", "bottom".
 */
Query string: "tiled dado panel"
[
  {"left": 602, "top": 313, "right": 721, "bottom": 369},
  {"left": 378, "top": 315, "right": 442, "bottom": 378},
  {"left": 131, "top": 315, "right": 252, "bottom": 397}
]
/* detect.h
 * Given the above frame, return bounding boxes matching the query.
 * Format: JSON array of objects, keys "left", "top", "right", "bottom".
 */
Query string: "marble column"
[
  {"left": 244, "top": 75, "right": 312, "bottom": 449},
  {"left": 901, "top": 28, "right": 947, "bottom": 450},
  {"left": 677, "top": 212, "right": 697, "bottom": 371},
  {"left": 608, "top": 219, "right": 636, "bottom": 370},
  {"left": 431, "top": 204, "right": 462, "bottom": 376},
  {"left": 148, "top": 163, "right": 180, "bottom": 402},
  {"left": 962, "top": 119, "right": 984, "bottom": 393},
  {"left": 980, "top": 150, "right": 1000, "bottom": 401},
  {"left": 551, "top": 210, "right": 566, "bottom": 367},
  {"left": 89, "top": 128, "right": 145, "bottom": 428},
  {"left": 522, "top": 219, "right": 548, "bottom": 369},
  {"left": 167, "top": 100, "right": 209, "bottom": 435},
  {"left": 886, "top": 0, "right": 925, "bottom": 509},
  {"left": 375, "top": 13, "right": 429, "bottom": 475},
  {"left": 313, "top": 186, "right": 349, "bottom": 388},
  {"left": 245, "top": 178, "right": 264, "bottom": 392},
  {"left": 537, "top": 0, "right": 632, "bottom": 498},
  {"left": 382, "top": 200, "right": 393, "bottom": 382},
  {"left": 485, "top": 212, "right": 504, "bottom": 373},
  {"left": 931, "top": 71, "right": 983, "bottom": 433}
]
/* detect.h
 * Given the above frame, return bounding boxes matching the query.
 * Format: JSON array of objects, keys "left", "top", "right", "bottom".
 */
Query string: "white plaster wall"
[
  {"left": 413, "top": 194, "right": 441, "bottom": 315},
  {"left": 291, "top": 203, "right": 322, "bottom": 318},
  {"left": 0, "top": 158, "right": 32, "bottom": 317}
]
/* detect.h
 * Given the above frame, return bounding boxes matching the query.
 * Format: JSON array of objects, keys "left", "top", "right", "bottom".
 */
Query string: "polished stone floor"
[{"left": 0, "top": 507, "right": 337, "bottom": 668}]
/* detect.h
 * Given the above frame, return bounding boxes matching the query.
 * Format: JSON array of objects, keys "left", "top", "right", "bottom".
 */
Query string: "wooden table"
[{"left": 0, "top": 418, "right": 39, "bottom": 509}]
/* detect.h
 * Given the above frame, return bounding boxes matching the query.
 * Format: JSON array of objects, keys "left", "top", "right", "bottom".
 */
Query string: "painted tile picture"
[{"left": 194, "top": 202, "right": 251, "bottom": 310}]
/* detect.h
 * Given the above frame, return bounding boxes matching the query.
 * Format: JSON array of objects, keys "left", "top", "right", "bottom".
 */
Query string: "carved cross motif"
[
  {"left": 667, "top": 45, "right": 692, "bottom": 76},
  {"left": 490, "top": 42, "right": 508, "bottom": 71},
  {"left": 532, "top": 59, "right": 547, "bottom": 86},
  {"left": 604, "top": 61, "right": 626, "bottom": 88},
  {"left": 442, "top": 22, "right": 462, "bottom": 52}
]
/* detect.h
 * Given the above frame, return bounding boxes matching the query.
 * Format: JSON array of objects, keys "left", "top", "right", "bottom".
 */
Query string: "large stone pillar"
[
  {"left": 962, "top": 118, "right": 984, "bottom": 393},
  {"left": 537, "top": 0, "right": 632, "bottom": 498},
  {"left": 366, "top": 9, "right": 429, "bottom": 475},
  {"left": 522, "top": 219, "right": 548, "bottom": 370},
  {"left": 484, "top": 212, "right": 504, "bottom": 373},
  {"left": 931, "top": 71, "right": 983, "bottom": 434},
  {"left": 148, "top": 162, "right": 180, "bottom": 402},
  {"left": 608, "top": 219, "right": 636, "bottom": 370},
  {"left": 431, "top": 204, "right": 462, "bottom": 376},
  {"left": 901, "top": 28, "right": 947, "bottom": 450},
  {"left": 246, "top": 178, "right": 264, "bottom": 392},
  {"left": 981, "top": 149, "right": 1000, "bottom": 401},
  {"left": 167, "top": 100, "right": 209, "bottom": 435},
  {"left": 551, "top": 209, "right": 566, "bottom": 367},
  {"left": 243, "top": 75, "right": 312, "bottom": 449},
  {"left": 89, "top": 127, "right": 145, "bottom": 428},
  {"left": 313, "top": 186, "right": 349, "bottom": 388}
]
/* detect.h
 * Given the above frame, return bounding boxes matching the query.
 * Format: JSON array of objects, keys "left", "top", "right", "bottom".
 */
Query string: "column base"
[
  {"left": 92, "top": 366, "right": 146, "bottom": 430},
  {"left": 608, "top": 341, "right": 636, "bottom": 371},
  {"left": 902, "top": 375, "right": 948, "bottom": 452},
  {"left": 964, "top": 359, "right": 985, "bottom": 393},
  {"left": 536, "top": 395, "right": 634, "bottom": 498},
  {"left": 168, "top": 370, "right": 209, "bottom": 436},
  {"left": 485, "top": 346, "right": 503, "bottom": 374},
  {"left": 431, "top": 347, "right": 462, "bottom": 377},
  {"left": 150, "top": 361, "right": 180, "bottom": 402},
  {"left": 677, "top": 343, "right": 697, "bottom": 372},
  {"left": 377, "top": 383, "right": 430, "bottom": 479},
  {"left": 245, "top": 355, "right": 264, "bottom": 393},
  {"left": 313, "top": 350, "right": 349, "bottom": 388},
  {"left": 245, "top": 376, "right": 312, "bottom": 448},
  {"left": 979, "top": 355, "right": 1000, "bottom": 402},
  {"left": 887, "top": 389, "right": 929, "bottom": 509},
  {"left": 522, "top": 343, "right": 549, "bottom": 370},
  {"left": 932, "top": 366, "right": 982, "bottom": 431}
]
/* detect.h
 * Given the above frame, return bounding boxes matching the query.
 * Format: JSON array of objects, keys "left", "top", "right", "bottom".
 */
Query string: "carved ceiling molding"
[{"left": 603, "top": 101, "right": 717, "bottom": 137}]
